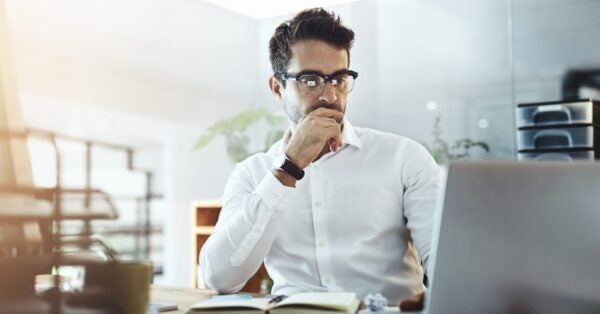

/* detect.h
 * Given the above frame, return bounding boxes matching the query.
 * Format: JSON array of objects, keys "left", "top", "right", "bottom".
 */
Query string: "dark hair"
[{"left": 268, "top": 8, "right": 355, "bottom": 80}]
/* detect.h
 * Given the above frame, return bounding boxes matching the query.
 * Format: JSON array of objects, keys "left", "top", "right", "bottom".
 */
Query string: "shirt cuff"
[{"left": 254, "top": 169, "right": 296, "bottom": 211}]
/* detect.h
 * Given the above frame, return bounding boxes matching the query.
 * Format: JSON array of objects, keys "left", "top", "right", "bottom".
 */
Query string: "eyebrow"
[{"left": 295, "top": 69, "right": 350, "bottom": 77}]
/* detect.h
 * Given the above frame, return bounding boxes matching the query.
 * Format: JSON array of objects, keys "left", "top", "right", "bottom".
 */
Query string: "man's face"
[{"left": 273, "top": 40, "right": 350, "bottom": 124}]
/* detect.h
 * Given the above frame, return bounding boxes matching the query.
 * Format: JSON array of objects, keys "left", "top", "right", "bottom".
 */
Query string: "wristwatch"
[{"left": 273, "top": 154, "right": 305, "bottom": 180}]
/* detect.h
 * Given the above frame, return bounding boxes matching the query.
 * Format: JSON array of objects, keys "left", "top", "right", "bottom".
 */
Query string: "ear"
[{"left": 268, "top": 76, "right": 284, "bottom": 101}]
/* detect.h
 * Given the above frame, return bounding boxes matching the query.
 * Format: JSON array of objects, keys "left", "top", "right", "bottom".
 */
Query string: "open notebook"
[{"left": 187, "top": 292, "right": 360, "bottom": 314}]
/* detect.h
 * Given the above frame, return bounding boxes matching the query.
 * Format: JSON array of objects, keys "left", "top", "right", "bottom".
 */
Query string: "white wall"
[
  {"left": 374, "top": 0, "right": 514, "bottom": 158},
  {"left": 512, "top": 0, "right": 600, "bottom": 103},
  {"left": 6, "top": 0, "right": 259, "bottom": 286}
]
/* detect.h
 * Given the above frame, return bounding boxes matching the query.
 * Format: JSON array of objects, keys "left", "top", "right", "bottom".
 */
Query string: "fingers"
[
  {"left": 328, "top": 138, "right": 337, "bottom": 152},
  {"left": 399, "top": 293, "right": 425, "bottom": 312},
  {"left": 307, "top": 107, "right": 344, "bottom": 123},
  {"left": 304, "top": 116, "right": 341, "bottom": 142},
  {"left": 290, "top": 107, "right": 343, "bottom": 160},
  {"left": 399, "top": 299, "right": 423, "bottom": 312},
  {"left": 328, "top": 134, "right": 342, "bottom": 152},
  {"left": 323, "top": 123, "right": 342, "bottom": 152}
]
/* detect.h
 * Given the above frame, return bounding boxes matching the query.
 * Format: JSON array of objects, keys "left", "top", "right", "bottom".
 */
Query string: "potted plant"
[
  {"left": 423, "top": 116, "right": 490, "bottom": 164},
  {"left": 193, "top": 107, "right": 287, "bottom": 163}
]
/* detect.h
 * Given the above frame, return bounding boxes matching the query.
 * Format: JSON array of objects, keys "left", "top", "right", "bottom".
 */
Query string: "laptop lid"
[{"left": 426, "top": 161, "right": 600, "bottom": 314}]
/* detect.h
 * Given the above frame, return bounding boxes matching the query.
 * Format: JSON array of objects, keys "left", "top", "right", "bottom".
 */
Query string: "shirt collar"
[{"left": 340, "top": 119, "right": 362, "bottom": 149}]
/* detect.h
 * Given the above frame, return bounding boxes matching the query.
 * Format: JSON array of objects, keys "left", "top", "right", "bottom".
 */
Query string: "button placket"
[{"left": 310, "top": 162, "right": 336, "bottom": 289}]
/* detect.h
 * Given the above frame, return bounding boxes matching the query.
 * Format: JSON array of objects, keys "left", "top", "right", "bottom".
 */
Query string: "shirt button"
[
  {"left": 314, "top": 201, "right": 322, "bottom": 208},
  {"left": 323, "top": 278, "right": 331, "bottom": 285},
  {"left": 318, "top": 240, "right": 325, "bottom": 247}
]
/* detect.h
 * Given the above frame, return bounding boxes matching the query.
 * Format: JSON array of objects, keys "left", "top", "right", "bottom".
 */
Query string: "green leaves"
[
  {"left": 225, "top": 133, "right": 251, "bottom": 163},
  {"left": 423, "top": 116, "right": 491, "bottom": 165},
  {"left": 192, "top": 107, "right": 287, "bottom": 163},
  {"left": 265, "top": 113, "right": 287, "bottom": 127},
  {"left": 192, "top": 120, "right": 231, "bottom": 151},
  {"left": 265, "top": 129, "right": 285, "bottom": 149}
]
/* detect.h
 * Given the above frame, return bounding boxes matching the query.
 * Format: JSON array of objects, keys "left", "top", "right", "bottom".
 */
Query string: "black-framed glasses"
[{"left": 278, "top": 70, "right": 358, "bottom": 95}]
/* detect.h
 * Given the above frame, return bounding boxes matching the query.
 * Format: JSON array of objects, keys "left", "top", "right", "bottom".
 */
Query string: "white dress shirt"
[{"left": 199, "top": 120, "right": 441, "bottom": 303}]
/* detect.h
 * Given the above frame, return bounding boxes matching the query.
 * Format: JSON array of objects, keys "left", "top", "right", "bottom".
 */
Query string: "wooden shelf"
[
  {"left": 191, "top": 199, "right": 223, "bottom": 208},
  {"left": 195, "top": 226, "right": 215, "bottom": 235},
  {"left": 191, "top": 200, "right": 269, "bottom": 293},
  {"left": 191, "top": 200, "right": 222, "bottom": 289}
]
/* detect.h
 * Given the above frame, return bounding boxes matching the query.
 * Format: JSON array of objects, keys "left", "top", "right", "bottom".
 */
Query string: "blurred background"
[{"left": 1, "top": 0, "right": 599, "bottom": 288}]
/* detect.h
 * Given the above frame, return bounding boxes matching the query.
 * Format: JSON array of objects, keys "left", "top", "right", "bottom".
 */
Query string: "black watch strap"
[{"left": 280, "top": 157, "right": 305, "bottom": 180}]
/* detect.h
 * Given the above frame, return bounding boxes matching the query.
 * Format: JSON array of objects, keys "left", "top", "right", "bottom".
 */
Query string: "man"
[{"left": 200, "top": 8, "right": 440, "bottom": 310}]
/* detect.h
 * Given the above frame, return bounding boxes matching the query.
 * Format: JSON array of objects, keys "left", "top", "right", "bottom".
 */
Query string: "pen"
[{"left": 268, "top": 295, "right": 288, "bottom": 304}]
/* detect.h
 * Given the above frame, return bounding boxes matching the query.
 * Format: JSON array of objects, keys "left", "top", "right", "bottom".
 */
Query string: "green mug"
[{"left": 84, "top": 260, "right": 152, "bottom": 314}]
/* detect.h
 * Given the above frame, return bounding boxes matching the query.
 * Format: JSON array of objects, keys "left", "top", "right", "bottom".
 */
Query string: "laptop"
[{"left": 425, "top": 161, "right": 600, "bottom": 314}]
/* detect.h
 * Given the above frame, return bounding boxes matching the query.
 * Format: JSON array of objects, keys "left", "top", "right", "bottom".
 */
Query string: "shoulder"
[
  {"left": 354, "top": 126, "right": 435, "bottom": 166},
  {"left": 354, "top": 126, "right": 424, "bottom": 151}
]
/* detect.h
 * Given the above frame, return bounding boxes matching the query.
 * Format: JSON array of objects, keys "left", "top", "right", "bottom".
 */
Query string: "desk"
[{"left": 151, "top": 285, "right": 214, "bottom": 313}]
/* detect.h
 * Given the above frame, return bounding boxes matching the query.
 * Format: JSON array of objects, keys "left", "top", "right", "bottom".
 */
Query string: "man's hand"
[
  {"left": 285, "top": 107, "right": 343, "bottom": 169},
  {"left": 399, "top": 292, "right": 424, "bottom": 312}
]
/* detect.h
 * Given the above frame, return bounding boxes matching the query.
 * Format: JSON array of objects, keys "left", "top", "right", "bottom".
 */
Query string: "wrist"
[
  {"left": 271, "top": 168, "right": 297, "bottom": 187},
  {"left": 272, "top": 153, "right": 305, "bottom": 181},
  {"left": 284, "top": 150, "right": 309, "bottom": 170}
]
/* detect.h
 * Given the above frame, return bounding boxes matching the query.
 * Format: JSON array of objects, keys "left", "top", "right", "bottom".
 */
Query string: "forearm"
[
  {"left": 200, "top": 207, "right": 285, "bottom": 292},
  {"left": 199, "top": 170, "right": 294, "bottom": 292}
]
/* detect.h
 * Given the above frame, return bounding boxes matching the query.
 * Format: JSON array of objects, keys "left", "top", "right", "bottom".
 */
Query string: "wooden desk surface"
[{"left": 151, "top": 285, "right": 214, "bottom": 313}]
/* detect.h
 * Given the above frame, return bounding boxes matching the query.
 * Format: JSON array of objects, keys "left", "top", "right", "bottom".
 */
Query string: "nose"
[{"left": 318, "top": 81, "right": 338, "bottom": 104}]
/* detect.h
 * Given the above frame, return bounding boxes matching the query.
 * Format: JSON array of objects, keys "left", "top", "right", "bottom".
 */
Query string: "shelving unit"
[{"left": 191, "top": 200, "right": 269, "bottom": 293}]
